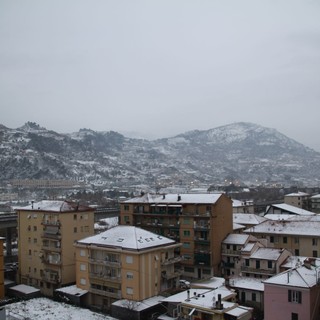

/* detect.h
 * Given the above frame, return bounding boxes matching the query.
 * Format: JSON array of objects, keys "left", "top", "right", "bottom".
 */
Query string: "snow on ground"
[{"left": 5, "top": 298, "right": 118, "bottom": 320}]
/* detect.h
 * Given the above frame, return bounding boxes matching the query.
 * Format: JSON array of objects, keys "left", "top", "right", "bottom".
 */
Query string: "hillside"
[{"left": 1, "top": 122, "right": 319, "bottom": 187}]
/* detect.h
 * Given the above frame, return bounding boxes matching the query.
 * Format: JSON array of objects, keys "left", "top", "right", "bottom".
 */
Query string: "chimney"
[
  {"left": 31, "top": 200, "right": 34, "bottom": 209},
  {"left": 163, "top": 194, "right": 166, "bottom": 200},
  {"left": 177, "top": 195, "right": 181, "bottom": 201},
  {"left": 216, "top": 294, "right": 223, "bottom": 310},
  {"left": 186, "top": 290, "right": 190, "bottom": 301}
]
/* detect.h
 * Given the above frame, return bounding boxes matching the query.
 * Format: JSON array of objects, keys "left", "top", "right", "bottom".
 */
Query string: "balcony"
[
  {"left": 42, "top": 256, "right": 61, "bottom": 266},
  {"left": 90, "top": 288, "right": 121, "bottom": 299},
  {"left": 194, "top": 224, "right": 210, "bottom": 230},
  {"left": 161, "top": 270, "right": 183, "bottom": 280},
  {"left": 194, "top": 253, "right": 211, "bottom": 266},
  {"left": 41, "top": 271, "right": 60, "bottom": 284},
  {"left": 194, "top": 237, "right": 210, "bottom": 244},
  {"left": 89, "top": 272, "right": 121, "bottom": 283},
  {"left": 89, "top": 258, "right": 121, "bottom": 268},
  {"left": 221, "top": 249, "right": 241, "bottom": 256},
  {"left": 161, "top": 256, "right": 182, "bottom": 266},
  {"left": 42, "top": 243, "right": 61, "bottom": 253},
  {"left": 241, "top": 266, "right": 276, "bottom": 275},
  {"left": 42, "top": 220, "right": 61, "bottom": 226}
]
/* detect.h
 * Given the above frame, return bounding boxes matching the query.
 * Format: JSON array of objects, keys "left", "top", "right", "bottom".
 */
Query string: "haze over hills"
[{"left": 1, "top": 121, "right": 320, "bottom": 188}]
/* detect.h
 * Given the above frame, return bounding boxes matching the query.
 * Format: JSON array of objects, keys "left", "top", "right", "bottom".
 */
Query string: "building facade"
[
  {"left": 120, "top": 193, "right": 233, "bottom": 279},
  {"left": 16, "top": 200, "right": 95, "bottom": 296},
  {"left": 74, "top": 225, "right": 182, "bottom": 312}
]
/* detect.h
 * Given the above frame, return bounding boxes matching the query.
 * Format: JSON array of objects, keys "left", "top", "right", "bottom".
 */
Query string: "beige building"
[
  {"left": 284, "top": 191, "right": 310, "bottom": 209},
  {"left": 244, "top": 218, "right": 320, "bottom": 258},
  {"left": 16, "top": 200, "right": 95, "bottom": 296},
  {"left": 74, "top": 225, "right": 181, "bottom": 312},
  {"left": 120, "top": 193, "right": 233, "bottom": 278}
]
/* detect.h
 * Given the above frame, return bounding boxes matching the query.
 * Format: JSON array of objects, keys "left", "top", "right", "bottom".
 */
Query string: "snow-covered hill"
[{"left": 1, "top": 121, "right": 320, "bottom": 187}]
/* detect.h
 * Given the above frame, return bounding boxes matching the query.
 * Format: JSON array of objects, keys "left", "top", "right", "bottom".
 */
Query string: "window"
[
  {"left": 183, "top": 242, "right": 190, "bottom": 248},
  {"left": 126, "top": 256, "right": 133, "bottom": 264},
  {"left": 28, "top": 249, "right": 32, "bottom": 256},
  {"left": 183, "top": 230, "right": 190, "bottom": 236},
  {"left": 270, "top": 236, "right": 274, "bottom": 243},
  {"left": 252, "top": 293, "right": 256, "bottom": 301},
  {"left": 83, "top": 213, "right": 88, "bottom": 220},
  {"left": 33, "top": 238, "right": 37, "bottom": 244},
  {"left": 233, "top": 245, "right": 237, "bottom": 251},
  {"left": 124, "top": 205, "right": 129, "bottom": 211},
  {"left": 294, "top": 237, "right": 299, "bottom": 244},
  {"left": 312, "top": 238, "right": 318, "bottom": 246},
  {"left": 295, "top": 249, "right": 300, "bottom": 256},
  {"left": 80, "top": 249, "right": 86, "bottom": 257},
  {"left": 183, "top": 217, "right": 191, "bottom": 225},
  {"left": 288, "top": 290, "right": 302, "bottom": 303},
  {"left": 80, "top": 278, "right": 86, "bottom": 285},
  {"left": 313, "top": 250, "right": 318, "bottom": 258},
  {"left": 126, "top": 287, "right": 133, "bottom": 295},
  {"left": 283, "top": 237, "right": 287, "bottom": 244},
  {"left": 74, "top": 227, "right": 77, "bottom": 233},
  {"left": 126, "top": 272, "right": 133, "bottom": 279},
  {"left": 74, "top": 214, "right": 77, "bottom": 220},
  {"left": 268, "top": 261, "right": 273, "bottom": 269},
  {"left": 80, "top": 264, "right": 86, "bottom": 271},
  {"left": 256, "top": 260, "right": 260, "bottom": 269},
  {"left": 245, "top": 259, "right": 249, "bottom": 267},
  {"left": 34, "top": 268, "right": 37, "bottom": 273},
  {"left": 291, "top": 313, "right": 298, "bottom": 320},
  {"left": 33, "top": 226, "right": 37, "bottom": 231}
]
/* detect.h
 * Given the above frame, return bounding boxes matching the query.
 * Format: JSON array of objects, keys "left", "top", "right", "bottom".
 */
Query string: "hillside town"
[{"left": 1, "top": 186, "right": 320, "bottom": 320}]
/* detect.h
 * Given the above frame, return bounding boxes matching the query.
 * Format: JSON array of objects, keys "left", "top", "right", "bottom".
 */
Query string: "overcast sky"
[{"left": 1, "top": 1, "right": 320, "bottom": 150}]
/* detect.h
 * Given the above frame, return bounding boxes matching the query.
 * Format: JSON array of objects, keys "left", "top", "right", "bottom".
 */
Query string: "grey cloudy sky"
[{"left": 1, "top": 1, "right": 320, "bottom": 150}]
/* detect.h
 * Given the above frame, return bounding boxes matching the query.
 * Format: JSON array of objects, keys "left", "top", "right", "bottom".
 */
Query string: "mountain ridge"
[{"left": 1, "top": 121, "right": 319, "bottom": 187}]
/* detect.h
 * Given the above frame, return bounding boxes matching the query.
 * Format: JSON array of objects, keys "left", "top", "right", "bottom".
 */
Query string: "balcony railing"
[
  {"left": 194, "top": 224, "right": 210, "bottom": 230},
  {"left": 161, "top": 256, "right": 182, "bottom": 266},
  {"left": 89, "top": 273, "right": 121, "bottom": 283},
  {"left": 89, "top": 258, "right": 121, "bottom": 268},
  {"left": 41, "top": 272, "right": 60, "bottom": 284},
  {"left": 42, "top": 220, "right": 61, "bottom": 226},
  {"left": 42, "top": 244, "right": 61, "bottom": 252},
  {"left": 42, "top": 257, "right": 61, "bottom": 266},
  {"left": 41, "top": 233, "right": 61, "bottom": 240},
  {"left": 241, "top": 266, "right": 276, "bottom": 275},
  {"left": 161, "top": 270, "right": 183, "bottom": 280},
  {"left": 221, "top": 249, "right": 241, "bottom": 255}
]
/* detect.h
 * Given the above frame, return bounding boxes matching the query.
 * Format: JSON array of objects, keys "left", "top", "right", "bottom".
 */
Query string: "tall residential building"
[
  {"left": 120, "top": 193, "right": 233, "bottom": 278},
  {"left": 16, "top": 200, "right": 95, "bottom": 296},
  {"left": 284, "top": 191, "right": 310, "bottom": 209},
  {"left": 74, "top": 225, "right": 182, "bottom": 312}
]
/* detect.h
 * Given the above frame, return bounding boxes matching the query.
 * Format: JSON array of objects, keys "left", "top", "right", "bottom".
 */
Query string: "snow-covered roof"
[
  {"left": 56, "top": 285, "right": 88, "bottom": 297},
  {"left": 281, "top": 256, "right": 309, "bottom": 269},
  {"left": 266, "top": 203, "right": 315, "bottom": 216},
  {"left": 123, "top": 193, "right": 224, "bottom": 204},
  {"left": 15, "top": 200, "right": 92, "bottom": 212},
  {"left": 77, "top": 225, "right": 176, "bottom": 250},
  {"left": 223, "top": 234, "right": 250, "bottom": 245},
  {"left": 233, "top": 213, "right": 267, "bottom": 225},
  {"left": 225, "top": 306, "right": 253, "bottom": 317},
  {"left": 264, "top": 214, "right": 294, "bottom": 221},
  {"left": 232, "top": 199, "right": 253, "bottom": 207},
  {"left": 311, "top": 194, "right": 320, "bottom": 199},
  {"left": 250, "top": 247, "right": 285, "bottom": 261},
  {"left": 264, "top": 264, "right": 320, "bottom": 288},
  {"left": 161, "top": 287, "right": 234, "bottom": 305},
  {"left": 245, "top": 220, "right": 320, "bottom": 237},
  {"left": 285, "top": 192, "right": 309, "bottom": 197},
  {"left": 94, "top": 217, "right": 118, "bottom": 231},
  {"left": 233, "top": 222, "right": 246, "bottom": 231},
  {"left": 10, "top": 284, "right": 40, "bottom": 294},
  {"left": 191, "top": 277, "right": 225, "bottom": 289},
  {"left": 229, "top": 277, "right": 264, "bottom": 291},
  {"left": 241, "top": 242, "right": 256, "bottom": 253}
]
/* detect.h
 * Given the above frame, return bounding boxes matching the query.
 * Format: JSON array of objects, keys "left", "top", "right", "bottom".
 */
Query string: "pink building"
[{"left": 263, "top": 258, "right": 320, "bottom": 320}]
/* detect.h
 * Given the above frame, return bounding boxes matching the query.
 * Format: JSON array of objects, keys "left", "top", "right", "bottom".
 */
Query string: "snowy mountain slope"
[{"left": 1, "top": 121, "right": 320, "bottom": 186}]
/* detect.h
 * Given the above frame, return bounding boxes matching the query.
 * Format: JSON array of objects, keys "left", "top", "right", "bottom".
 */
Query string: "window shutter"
[
  {"left": 298, "top": 291, "right": 302, "bottom": 303},
  {"left": 288, "top": 290, "right": 292, "bottom": 302}
]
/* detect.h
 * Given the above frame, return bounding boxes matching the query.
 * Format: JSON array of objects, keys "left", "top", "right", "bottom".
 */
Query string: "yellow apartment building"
[
  {"left": 119, "top": 193, "right": 233, "bottom": 278},
  {"left": 16, "top": 200, "right": 95, "bottom": 296},
  {"left": 74, "top": 225, "right": 182, "bottom": 312}
]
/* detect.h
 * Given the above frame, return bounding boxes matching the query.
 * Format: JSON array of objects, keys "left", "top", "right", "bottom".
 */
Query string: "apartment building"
[
  {"left": 244, "top": 219, "right": 320, "bottom": 257},
  {"left": 284, "top": 191, "right": 310, "bottom": 209},
  {"left": 120, "top": 193, "right": 233, "bottom": 278},
  {"left": 16, "top": 200, "right": 95, "bottom": 296},
  {"left": 264, "top": 258, "right": 320, "bottom": 320},
  {"left": 74, "top": 225, "right": 181, "bottom": 312},
  {"left": 310, "top": 194, "right": 320, "bottom": 213}
]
